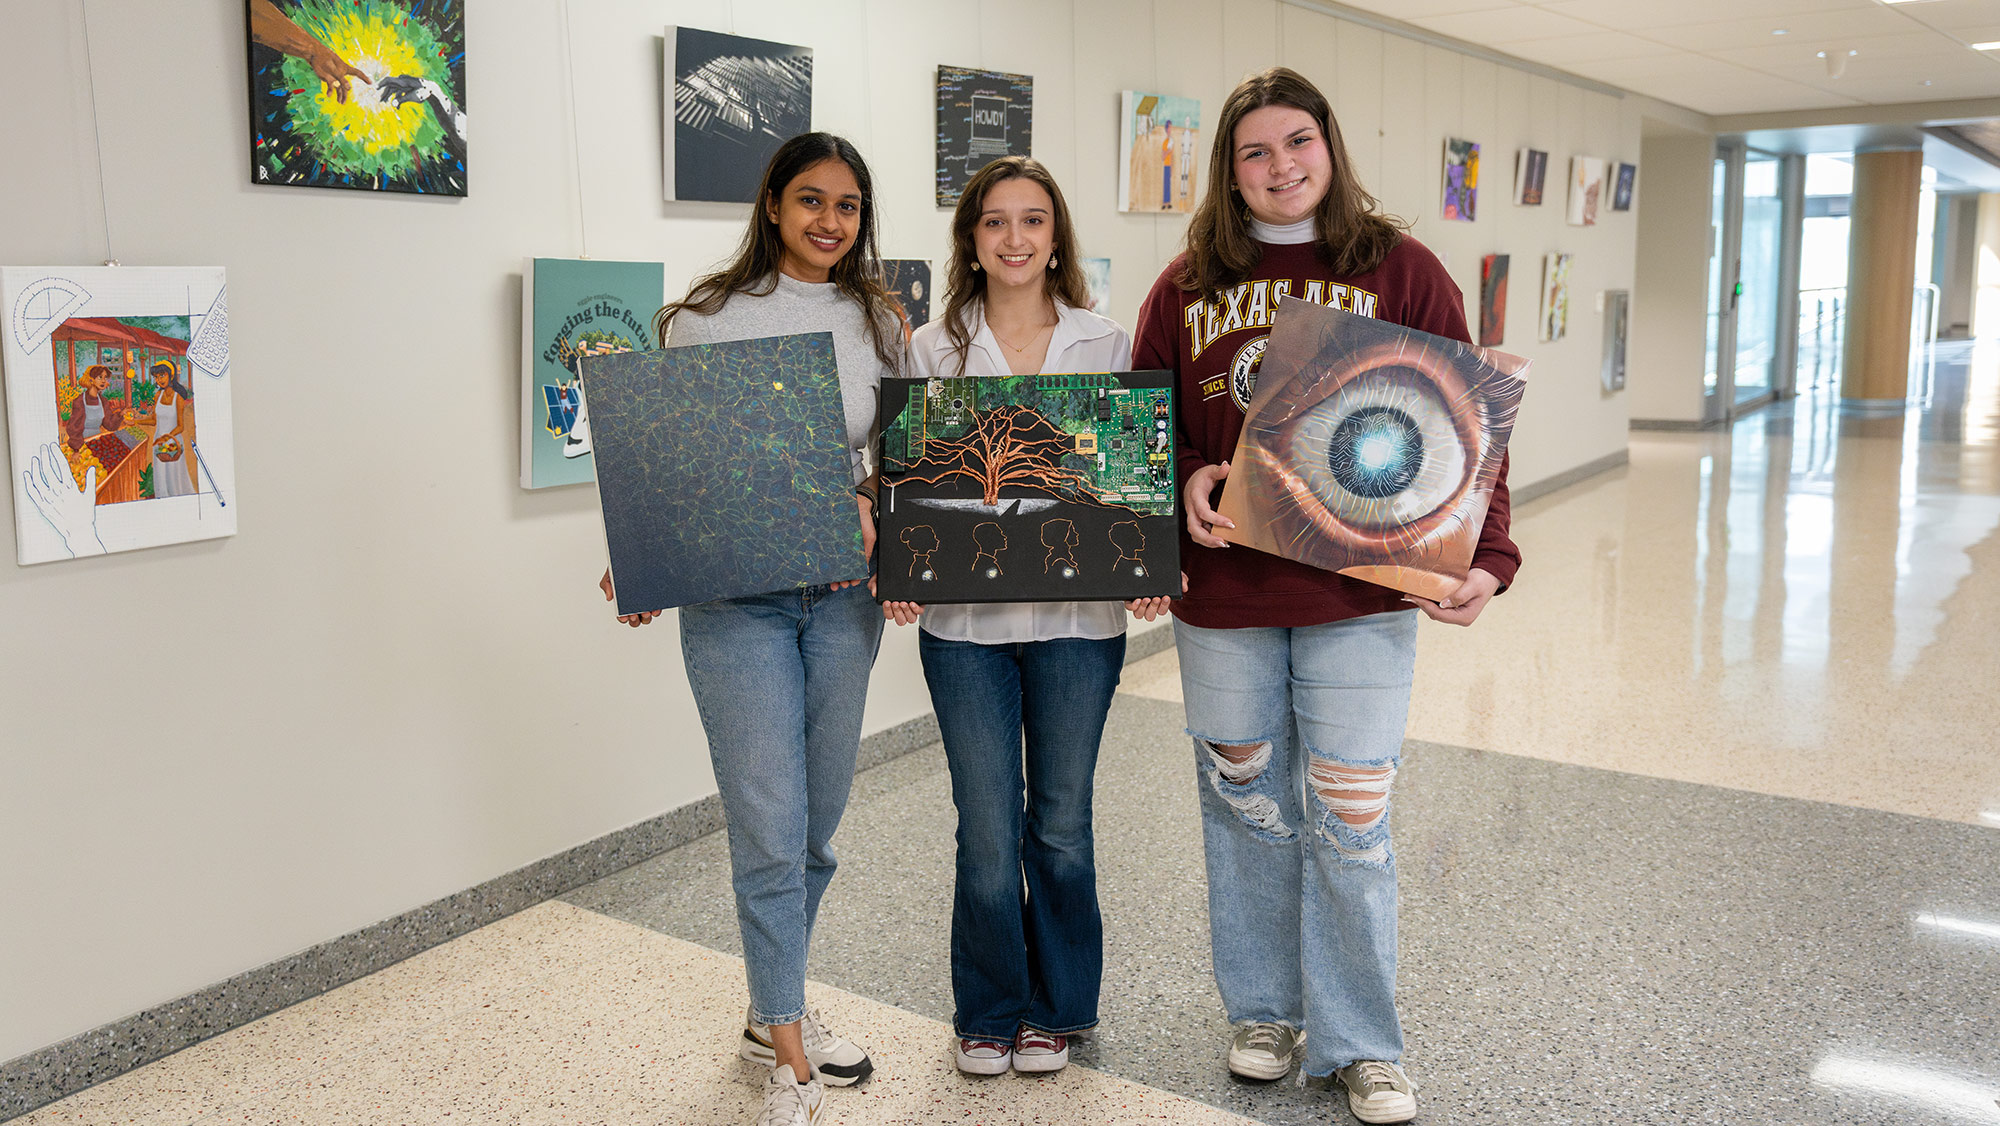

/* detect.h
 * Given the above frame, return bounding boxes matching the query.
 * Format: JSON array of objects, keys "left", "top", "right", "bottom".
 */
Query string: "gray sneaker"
[
  {"left": 1336, "top": 1060, "right": 1417, "bottom": 1124},
  {"left": 1226, "top": 1022, "right": 1300, "bottom": 1080}
]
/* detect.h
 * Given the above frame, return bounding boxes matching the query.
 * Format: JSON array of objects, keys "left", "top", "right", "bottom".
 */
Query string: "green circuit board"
[{"left": 881, "top": 373, "right": 1175, "bottom": 516}]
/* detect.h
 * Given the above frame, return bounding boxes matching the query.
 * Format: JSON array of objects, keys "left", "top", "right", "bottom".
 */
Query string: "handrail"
[{"left": 1792, "top": 284, "right": 1941, "bottom": 398}]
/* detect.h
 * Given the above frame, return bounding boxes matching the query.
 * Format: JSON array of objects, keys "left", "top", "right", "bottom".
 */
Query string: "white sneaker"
[
  {"left": 740, "top": 1005, "right": 875, "bottom": 1086},
  {"left": 757, "top": 1063, "right": 823, "bottom": 1126},
  {"left": 1336, "top": 1060, "right": 1417, "bottom": 1124},
  {"left": 955, "top": 1037, "right": 1012, "bottom": 1075},
  {"left": 1226, "top": 1022, "right": 1301, "bottom": 1080}
]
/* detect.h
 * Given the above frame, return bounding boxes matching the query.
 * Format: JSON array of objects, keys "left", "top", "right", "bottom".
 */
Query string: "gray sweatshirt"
[{"left": 663, "top": 272, "right": 901, "bottom": 484}]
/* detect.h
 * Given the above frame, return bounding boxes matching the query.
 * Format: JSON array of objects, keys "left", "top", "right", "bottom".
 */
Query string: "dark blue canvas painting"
[{"left": 585, "top": 332, "right": 863, "bottom": 615}]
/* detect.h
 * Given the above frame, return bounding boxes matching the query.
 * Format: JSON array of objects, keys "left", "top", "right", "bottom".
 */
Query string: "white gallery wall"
[{"left": 0, "top": 0, "right": 1649, "bottom": 1063}]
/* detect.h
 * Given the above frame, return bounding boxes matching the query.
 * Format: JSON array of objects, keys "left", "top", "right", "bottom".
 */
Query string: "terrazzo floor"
[{"left": 17, "top": 350, "right": 2000, "bottom": 1124}]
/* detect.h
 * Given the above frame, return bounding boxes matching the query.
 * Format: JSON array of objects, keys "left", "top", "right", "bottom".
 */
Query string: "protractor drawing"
[
  {"left": 11, "top": 277, "right": 92, "bottom": 354},
  {"left": 186, "top": 285, "right": 230, "bottom": 378}
]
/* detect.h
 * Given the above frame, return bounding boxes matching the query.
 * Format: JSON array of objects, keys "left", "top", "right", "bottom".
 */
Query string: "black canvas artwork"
[
  {"left": 935, "top": 66, "right": 1033, "bottom": 207},
  {"left": 664, "top": 27, "right": 812, "bottom": 203},
  {"left": 1612, "top": 162, "right": 1637, "bottom": 211},
  {"left": 877, "top": 372, "right": 1178, "bottom": 603},
  {"left": 883, "top": 260, "right": 932, "bottom": 331},
  {"left": 585, "top": 332, "right": 863, "bottom": 615}
]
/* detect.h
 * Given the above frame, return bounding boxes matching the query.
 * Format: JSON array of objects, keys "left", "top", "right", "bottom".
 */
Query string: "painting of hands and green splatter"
[
  {"left": 247, "top": 0, "right": 466, "bottom": 195},
  {"left": 583, "top": 333, "right": 865, "bottom": 616}
]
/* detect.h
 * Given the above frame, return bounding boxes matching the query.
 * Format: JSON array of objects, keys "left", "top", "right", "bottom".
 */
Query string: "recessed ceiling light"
[{"left": 1773, "top": 28, "right": 1789, "bottom": 35}]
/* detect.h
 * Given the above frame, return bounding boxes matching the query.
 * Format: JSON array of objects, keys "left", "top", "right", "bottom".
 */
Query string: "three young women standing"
[
  {"left": 889, "top": 156, "right": 1168, "bottom": 1077},
  {"left": 603, "top": 131, "right": 904, "bottom": 1126},
  {"left": 1133, "top": 68, "right": 1521, "bottom": 1125}
]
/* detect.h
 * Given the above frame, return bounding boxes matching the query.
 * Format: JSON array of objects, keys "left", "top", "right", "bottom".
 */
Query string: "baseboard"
[
  {"left": 1629, "top": 417, "right": 1720, "bottom": 431},
  {"left": 1512, "top": 449, "right": 1630, "bottom": 506},
  {"left": 1, "top": 632, "right": 1175, "bottom": 1121}
]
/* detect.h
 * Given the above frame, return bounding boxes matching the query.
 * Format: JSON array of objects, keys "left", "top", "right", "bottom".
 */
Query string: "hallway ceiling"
[{"left": 1327, "top": 0, "right": 2000, "bottom": 115}]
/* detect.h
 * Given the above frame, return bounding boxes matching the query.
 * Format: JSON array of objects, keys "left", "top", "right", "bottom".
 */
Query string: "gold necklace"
[{"left": 988, "top": 317, "right": 1054, "bottom": 353}]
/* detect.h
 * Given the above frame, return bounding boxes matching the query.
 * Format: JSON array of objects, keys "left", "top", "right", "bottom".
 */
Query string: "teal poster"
[{"left": 519, "top": 258, "right": 664, "bottom": 489}]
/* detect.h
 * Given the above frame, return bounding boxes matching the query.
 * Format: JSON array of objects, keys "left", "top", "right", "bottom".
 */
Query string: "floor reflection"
[{"left": 1399, "top": 338, "right": 2000, "bottom": 825}]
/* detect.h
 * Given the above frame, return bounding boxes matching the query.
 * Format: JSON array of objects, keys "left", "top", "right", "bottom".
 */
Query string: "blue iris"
[{"left": 1329, "top": 407, "right": 1423, "bottom": 498}]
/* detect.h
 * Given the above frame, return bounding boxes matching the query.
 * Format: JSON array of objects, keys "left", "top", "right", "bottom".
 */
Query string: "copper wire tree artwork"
[{"left": 893, "top": 405, "right": 1102, "bottom": 508}]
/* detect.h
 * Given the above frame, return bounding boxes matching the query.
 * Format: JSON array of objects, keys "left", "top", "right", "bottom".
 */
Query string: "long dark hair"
[
  {"left": 939, "top": 156, "right": 1090, "bottom": 378},
  {"left": 653, "top": 132, "right": 902, "bottom": 371},
  {"left": 1176, "top": 67, "right": 1405, "bottom": 301},
  {"left": 152, "top": 360, "right": 193, "bottom": 400}
]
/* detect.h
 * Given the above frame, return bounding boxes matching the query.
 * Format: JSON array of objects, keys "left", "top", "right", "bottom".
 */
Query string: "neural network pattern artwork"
[
  {"left": 877, "top": 371, "right": 1178, "bottom": 603},
  {"left": 585, "top": 332, "right": 862, "bottom": 615},
  {"left": 1215, "top": 299, "right": 1528, "bottom": 602},
  {"left": 247, "top": 0, "right": 466, "bottom": 195}
]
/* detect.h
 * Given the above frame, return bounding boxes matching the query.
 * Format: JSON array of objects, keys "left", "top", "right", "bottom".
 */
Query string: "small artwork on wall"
[
  {"left": 246, "top": 0, "right": 467, "bottom": 195},
  {"left": 520, "top": 258, "right": 664, "bottom": 490},
  {"left": 1541, "top": 253, "right": 1572, "bottom": 342},
  {"left": 4, "top": 266, "right": 238, "bottom": 564},
  {"left": 1443, "top": 138, "right": 1479, "bottom": 221},
  {"left": 936, "top": 66, "right": 1034, "bottom": 207},
  {"left": 1514, "top": 148, "right": 1547, "bottom": 206},
  {"left": 1479, "top": 254, "right": 1509, "bottom": 348},
  {"left": 882, "top": 260, "right": 932, "bottom": 333},
  {"left": 664, "top": 27, "right": 812, "bottom": 204},
  {"left": 1602, "top": 289, "right": 1630, "bottom": 392},
  {"left": 1119, "top": 93, "right": 1202, "bottom": 213},
  {"left": 1567, "top": 157, "right": 1605, "bottom": 227},
  {"left": 1081, "top": 257, "right": 1112, "bottom": 316},
  {"left": 1612, "top": 162, "right": 1637, "bottom": 212}
]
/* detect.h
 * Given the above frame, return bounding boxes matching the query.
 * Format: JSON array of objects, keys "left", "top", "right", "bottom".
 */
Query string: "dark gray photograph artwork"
[
  {"left": 585, "top": 332, "right": 863, "bottom": 615},
  {"left": 935, "top": 65, "right": 1033, "bottom": 207},
  {"left": 663, "top": 27, "right": 812, "bottom": 203},
  {"left": 883, "top": 259, "right": 932, "bottom": 331}
]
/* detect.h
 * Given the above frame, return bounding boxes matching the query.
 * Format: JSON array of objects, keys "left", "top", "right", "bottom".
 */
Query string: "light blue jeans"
[
  {"left": 679, "top": 583, "right": 885, "bottom": 1027},
  {"left": 1174, "top": 611, "right": 1418, "bottom": 1078}
]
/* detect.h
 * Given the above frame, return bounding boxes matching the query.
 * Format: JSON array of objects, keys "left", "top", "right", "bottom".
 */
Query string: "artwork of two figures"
[{"left": 876, "top": 373, "right": 1180, "bottom": 603}]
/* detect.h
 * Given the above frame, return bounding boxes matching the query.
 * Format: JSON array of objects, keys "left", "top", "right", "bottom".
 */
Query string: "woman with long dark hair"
[
  {"left": 600, "top": 131, "right": 904, "bottom": 1126},
  {"left": 884, "top": 155, "right": 1170, "bottom": 1077},
  {"left": 1133, "top": 68, "right": 1520, "bottom": 1124},
  {"left": 147, "top": 360, "right": 197, "bottom": 498}
]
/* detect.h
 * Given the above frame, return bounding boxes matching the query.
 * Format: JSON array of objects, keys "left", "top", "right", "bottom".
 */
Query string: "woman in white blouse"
[{"left": 889, "top": 156, "right": 1170, "bottom": 1077}]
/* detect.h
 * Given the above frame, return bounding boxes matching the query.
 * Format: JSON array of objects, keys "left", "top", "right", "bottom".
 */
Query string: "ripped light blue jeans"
[{"left": 1174, "top": 611, "right": 1418, "bottom": 1078}]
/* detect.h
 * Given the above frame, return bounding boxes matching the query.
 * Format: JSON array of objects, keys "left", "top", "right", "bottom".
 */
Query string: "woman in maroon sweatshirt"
[{"left": 1132, "top": 67, "right": 1520, "bottom": 1126}]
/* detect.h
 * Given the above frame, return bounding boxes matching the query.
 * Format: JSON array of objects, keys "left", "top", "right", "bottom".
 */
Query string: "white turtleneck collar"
[{"left": 1249, "top": 216, "right": 1316, "bottom": 245}]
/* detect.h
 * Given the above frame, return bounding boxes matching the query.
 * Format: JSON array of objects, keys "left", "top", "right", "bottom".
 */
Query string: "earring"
[
  {"left": 971, "top": 262, "right": 981, "bottom": 272},
  {"left": 1048, "top": 254, "right": 1059, "bottom": 270}
]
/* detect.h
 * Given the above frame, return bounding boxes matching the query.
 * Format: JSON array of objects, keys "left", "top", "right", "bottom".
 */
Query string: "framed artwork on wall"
[
  {"left": 586, "top": 333, "right": 863, "bottom": 614},
  {"left": 1567, "top": 157, "right": 1605, "bottom": 226},
  {"left": 246, "top": 0, "right": 466, "bottom": 195},
  {"left": 1514, "top": 148, "right": 1547, "bottom": 205},
  {"left": 1612, "top": 162, "right": 1637, "bottom": 211},
  {"left": 1443, "top": 138, "right": 1479, "bottom": 221},
  {"left": 1479, "top": 254, "right": 1509, "bottom": 348},
  {"left": 1602, "top": 289, "right": 1630, "bottom": 392},
  {"left": 876, "top": 371, "right": 1179, "bottom": 603},
  {"left": 1214, "top": 298, "right": 1527, "bottom": 603},
  {"left": 936, "top": 66, "right": 1033, "bottom": 207},
  {"left": 4, "top": 266, "right": 237, "bottom": 564},
  {"left": 1541, "top": 253, "right": 1572, "bottom": 342},
  {"left": 1119, "top": 93, "right": 1202, "bottom": 213},
  {"left": 664, "top": 28, "right": 812, "bottom": 204},
  {"left": 1081, "top": 258, "right": 1112, "bottom": 316},
  {"left": 520, "top": 258, "right": 664, "bottom": 490},
  {"left": 882, "top": 260, "right": 933, "bottom": 332}
]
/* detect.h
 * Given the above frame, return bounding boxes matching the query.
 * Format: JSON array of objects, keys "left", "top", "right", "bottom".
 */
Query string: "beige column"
[
  {"left": 1975, "top": 193, "right": 2000, "bottom": 340},
  {"left": 1839, "top": 149, "right": 1923, "bottom": 409}
]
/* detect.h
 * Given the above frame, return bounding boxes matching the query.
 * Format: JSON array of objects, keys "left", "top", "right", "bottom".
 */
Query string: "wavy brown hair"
[
  {"left": 653, "top": 132, "right": 902, "bottom": 371},
  {"left": 938, "top": 156, "right": 1091, "bottom": 378},
  {"left": 1175, "top": 67, "right": 1405, "bottom": 301}
]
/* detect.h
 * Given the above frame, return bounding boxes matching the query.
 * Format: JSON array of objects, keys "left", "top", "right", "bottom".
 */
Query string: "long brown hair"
[
  {"left": 939, "top": 156, "right": 1091, "bottom": 378},
  {"left": 654, "top": 132, "right": 903, "bottom": 371},
  {"left": 1176, "top": 67, "right": 1405, "bottom": 301}
]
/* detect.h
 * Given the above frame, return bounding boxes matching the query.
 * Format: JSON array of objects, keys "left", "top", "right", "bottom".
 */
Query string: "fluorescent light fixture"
[
  {"left": 1773, "top": 28, "right": 1789, "bottom": 34},
  {"left": 1914, "top": 912, "right": 2000, "bottom": 943},
  {"left": 1980, "top": 809, "right": 2000, "bottom": 827},
  {"left": 1811, "top": 1056, "right": 2000, "bottom": 1122},
  {"left": 1973, "top": 41, "right": 2000, "bottom": 50}
]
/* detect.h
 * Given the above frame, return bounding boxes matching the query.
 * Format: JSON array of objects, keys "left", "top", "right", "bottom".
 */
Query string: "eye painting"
[{"left": 1215, "top": 299, "right": 1527, "bottom": 601}]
